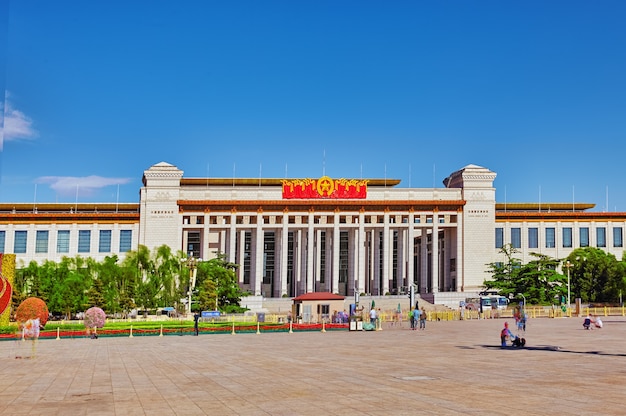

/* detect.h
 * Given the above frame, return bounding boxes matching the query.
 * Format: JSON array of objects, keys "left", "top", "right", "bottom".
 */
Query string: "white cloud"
[
  {"left": 36, "top": 176, "right": 132, "bottom": 197},
  {"left": 1, "top": 94, "right": 38, "bottom": 150}
]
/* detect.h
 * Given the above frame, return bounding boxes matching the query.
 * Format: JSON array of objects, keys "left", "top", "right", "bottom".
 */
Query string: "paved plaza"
[{"left": 1, "top": 315, "right": 625, "bottom": 415}]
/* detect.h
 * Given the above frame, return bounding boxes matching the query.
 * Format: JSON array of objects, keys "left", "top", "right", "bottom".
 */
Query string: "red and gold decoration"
[
  {"left": 0, "top": 253, "right": 15, "bottom": 326},
  {"left": 282, "top": 176, "right": 368, "bottom": 199}
]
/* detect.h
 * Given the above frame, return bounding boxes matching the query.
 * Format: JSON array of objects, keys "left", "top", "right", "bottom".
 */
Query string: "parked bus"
[{"left": 464, "top": 294, "right": 509, "bottom": 313}]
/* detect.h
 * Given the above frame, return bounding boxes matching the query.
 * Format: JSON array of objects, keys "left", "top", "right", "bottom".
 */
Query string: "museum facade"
[{"left": 1, "top": 162, "right": 625, "bottom": 306}]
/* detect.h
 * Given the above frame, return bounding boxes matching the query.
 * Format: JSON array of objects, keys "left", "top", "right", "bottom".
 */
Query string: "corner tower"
[
  {"left": 444, "top": 164, "right": 497, "bottom": 292},
  {"left": 139, "top": 162, "right": 184, "bottom": 252}
]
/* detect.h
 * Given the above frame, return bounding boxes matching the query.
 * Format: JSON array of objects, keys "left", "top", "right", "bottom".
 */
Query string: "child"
[{"left": 500, "top": 322, "right": 518, "bottom": 347}]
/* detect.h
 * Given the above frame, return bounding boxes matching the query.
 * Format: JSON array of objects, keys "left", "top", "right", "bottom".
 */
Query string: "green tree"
[
  {"left": 96, "top": 255, "right": 121, "bottom": 313},
  {"left": 484, "top": 244, "right": 565, "bottom": 305},
  {"left": 86, "top": 276, "right": 106, "bottom": 309},
  {"left": 10, "top": 244, "right": 250, "bottom": 319},
  {"left": 515, "top": 254, "right": 564, "bottom": 305},
  {"left": 484, "top": 244, "right": 521, "bottom": 297},
  {"left": 197, "top": 252, "right": 246, "bottom": 313},
  {"left": 566, "top": 247, "right": 624, "bottom": 303},
  {"left": 153, "top": 245, "right": 184, "bottom": 307},
  {"left": 136, "top": 276, "right": 159, "bottom": 316},
  {"left": 197, "top": 278, "right": 217, "bottom": 312}
]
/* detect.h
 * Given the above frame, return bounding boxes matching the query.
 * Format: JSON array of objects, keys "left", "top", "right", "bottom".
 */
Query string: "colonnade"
[{"left": 184, "top": 210, "right": 461, "bottom": 298}]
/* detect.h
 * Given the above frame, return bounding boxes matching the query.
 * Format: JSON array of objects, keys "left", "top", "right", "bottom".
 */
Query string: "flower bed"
[{"left": 0, "top": 322, "right": 349, "bottom": 340}]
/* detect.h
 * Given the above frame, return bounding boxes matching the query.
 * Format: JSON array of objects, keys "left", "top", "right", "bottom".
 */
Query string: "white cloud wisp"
[
  {"left": 3, "top": 97, "right": 38, "bottom": 142},
  {"left": 36, "top": 175, "right": 132, "bottom": 197}
]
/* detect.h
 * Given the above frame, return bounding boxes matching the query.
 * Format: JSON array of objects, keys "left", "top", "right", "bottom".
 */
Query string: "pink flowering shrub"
[{"left": 84, "top": 307, "right": 106, "bottom": 328}]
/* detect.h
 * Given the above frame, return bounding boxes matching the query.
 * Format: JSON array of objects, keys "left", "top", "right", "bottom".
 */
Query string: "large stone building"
[{"left": 1, "top": 162, "right": 624, "bottom": 307}]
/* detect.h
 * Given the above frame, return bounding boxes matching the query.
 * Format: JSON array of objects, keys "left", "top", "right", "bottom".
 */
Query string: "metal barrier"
[{"left": 51, "top": 305, "right": 626, "bottom": 329}]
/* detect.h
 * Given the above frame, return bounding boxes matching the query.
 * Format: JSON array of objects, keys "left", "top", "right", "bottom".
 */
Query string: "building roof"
[
  {"left": 495, "top": 202, "right": 595, "bottom": 212},
  {"left": 292, "top": 292, "right": 346, "bottom": 301},
  {"left": 180, "top": 178, "right": 401, "bottom": 187}
]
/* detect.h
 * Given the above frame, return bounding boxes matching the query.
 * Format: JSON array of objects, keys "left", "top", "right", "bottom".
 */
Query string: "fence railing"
[{"left": 418, "top": 306, "right": 626, "bottom": 322}]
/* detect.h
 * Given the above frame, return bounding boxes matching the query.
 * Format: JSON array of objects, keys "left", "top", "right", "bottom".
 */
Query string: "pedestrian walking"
[
  {"left": 419, "top": 308, "right": 426, "bottom": 330},
  {"left": 412, "top": 308, "right": 421, "bottom": 331},
  {"left": 193, "top": 312, "right": 200, "bottom": 336}
]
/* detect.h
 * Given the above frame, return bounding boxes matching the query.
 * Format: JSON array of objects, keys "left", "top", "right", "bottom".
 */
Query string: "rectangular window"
[
  {"left": 545, "top": 228, "right": 556, "bottom": 248},
  {"left": 35, "top": 231, "right": 49, "bottom": 253},
  {"left": 0, "top": 230, "right": 5, "bottom": 253},
  {"left": 562, "top": 227, "right": 573, "bottom": 248},
  {"left": 243, "top": 231, "right": 251, "bottom": 285},
  {"left": 495, "top": 228, "right": 503, "bottom": 248},
  {"left": 99, "top": 230, "right": 112, "bottom": 253},
  {"left": 339, "top": 231, "right": 349, "bottom": 283},
  {"left": 57, "top": 230, "right": 70, "bottom": 253},
  {"left": 580, "top": 227, "right": 589, "bottom": 247},
  {"left": 596, "top": 227, "right": 606, "bottom": 248},
  {"left": 528, "top": 228, "right": 538, "bottom": 249},
  {"left": 187, "top": 231, "right": 201, "bottom": 258},
  {"left": 14, "top": 231, "right": 27, "bottom": 253},
  {"left": 78, "top": 230, "right": 91, "bottom": 253},
  {"left": 119, "top": 230, "right": 132, "bottom": 252},
  {"left": 263, "top": 231, "right": 275, "bottom": 285},
  {"left": 613, "top": 227, "right": 623, "bottom": 248},
  {"left": 510, "top": 228, "right": 521, "bottom": 248}
]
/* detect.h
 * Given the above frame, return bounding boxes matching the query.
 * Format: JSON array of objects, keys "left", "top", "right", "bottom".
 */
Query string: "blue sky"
[{"left": 1, "top": 1, "right": 625, "bottom": 211}]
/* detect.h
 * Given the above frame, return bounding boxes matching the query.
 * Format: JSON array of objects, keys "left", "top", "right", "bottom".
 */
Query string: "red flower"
[{"left": 15, "top": 297, "right": 49, "bottom": 327}]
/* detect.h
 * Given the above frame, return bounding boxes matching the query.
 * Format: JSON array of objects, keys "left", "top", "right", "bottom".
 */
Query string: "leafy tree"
[
  {"left": 484, "top": 244, "right": 566, "bottom": 305},
  {"left": 95, "top": 255, "right": 121, "bottom": 313},
  {"left": 197, "top": 278, "right": 217, "bottom": 312},
  {"left": 153, "top": 245, "right": 185, "bottom": 307},
  {"left": 515, "top": 254, "right": 564, "bottom": 305},
  {"left": 566, "top": 247, "right": 625, "bottom": 303},
  {"left": 9, "top": 244, "right": 250, "bottom": 319},
  {"left": 136, "top": 274, "right": 160, "bottom": 317},
  {"left": 196, "top": 252, "right": 246, "bottom": 313},
  {"left": 86, "top": 276, "right": 106, "bottom": 309},
  {"left": 484, "top": 244, "right": 521, "bottom": 297}
]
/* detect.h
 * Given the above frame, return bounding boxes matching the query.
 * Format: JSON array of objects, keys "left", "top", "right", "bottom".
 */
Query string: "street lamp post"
[
  {"left": 564, "top": 260, "right": 572, "bottom": 308},
  {"left": 183, "top": 256, "right": 200, "bottom": 316}
]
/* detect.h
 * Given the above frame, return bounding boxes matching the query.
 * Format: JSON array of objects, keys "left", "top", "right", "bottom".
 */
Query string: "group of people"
[
  {"left": 500, "top": 321, "right": 526, "bottom": 347},
  {"left": 513, "top": 306, "right": 528, "bottom": 331},
  {"left": 410, "top": 307, "right": 427, "bottom": 330},
  {"left": 332, "top": 310, "right": 350, "bottom": 324},
  {"left": 583, "top": 314, "right": 603, "bottom": 329}
]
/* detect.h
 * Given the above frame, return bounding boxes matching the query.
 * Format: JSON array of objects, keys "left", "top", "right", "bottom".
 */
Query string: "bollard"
[
  {"left": 56, "top": 327, "right": 60, "bottom": 340},
  {"left": 257, "top": 322, "right": 261, "bottom": 334},
  {"left": 129, "top": 325, "right": 134, "bottom": 338},
  {"left": 231, "top": 321, "right": 236, "bottom": 335},
  {"left": 289, "top": 321, "right": 293, "bottom": 333},
  {"left": 159, "top": 324, "right": 163, "bottom": 337},
  {"left": 321, "top": 321, "right": 326, "bottom": 333}
]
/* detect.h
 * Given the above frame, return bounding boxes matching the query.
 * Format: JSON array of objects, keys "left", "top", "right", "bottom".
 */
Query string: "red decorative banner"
[
  {"left": 282, "top": 176, "right": 368, "bottom": 199},
  {"left": 0, "top": 253, "right": 12, "bottom": 316}
]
